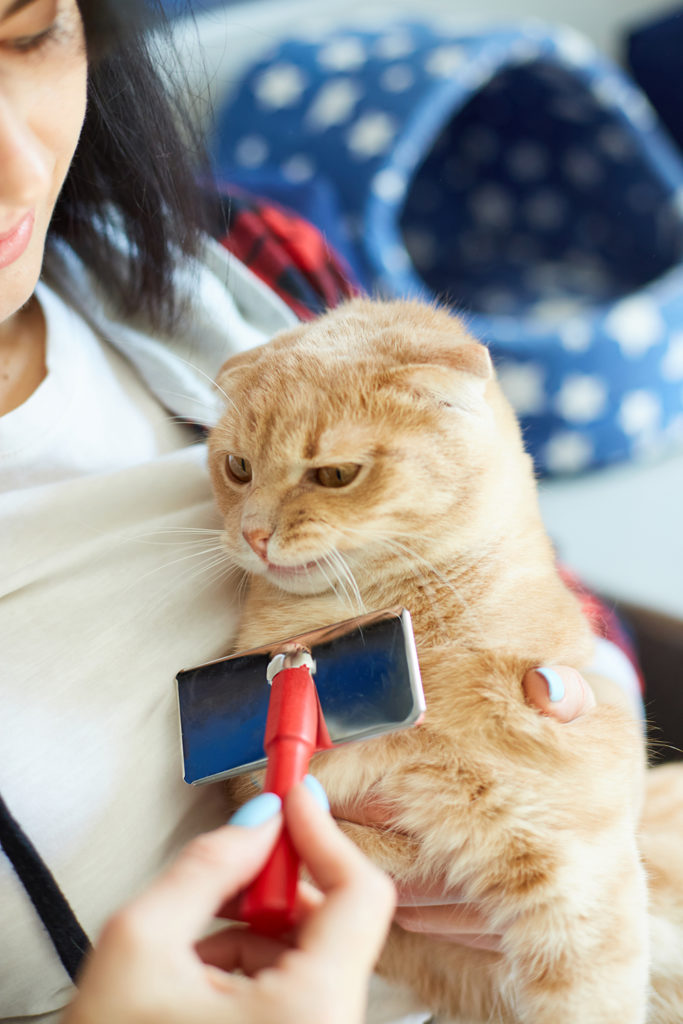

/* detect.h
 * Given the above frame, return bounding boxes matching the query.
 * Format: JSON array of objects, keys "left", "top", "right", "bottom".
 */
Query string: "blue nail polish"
[
  {"left": 229, "top": 792, "right": 281, "bottom": 827},
  {"left": 303, "top": 774, "right": 330, "bottom": 812},
  {"left": 536, "top": 667, "right": 565, "bottom": 702}
]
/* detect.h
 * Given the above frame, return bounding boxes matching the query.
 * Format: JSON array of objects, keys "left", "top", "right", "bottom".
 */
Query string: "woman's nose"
[{"left": 0, "top": 94, "right": 52, "bottom": 209}]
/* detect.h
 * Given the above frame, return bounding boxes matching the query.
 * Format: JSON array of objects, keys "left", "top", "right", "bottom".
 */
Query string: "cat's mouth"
[{"left": 266, "top": 559, "right": 320, "bottom": 578}]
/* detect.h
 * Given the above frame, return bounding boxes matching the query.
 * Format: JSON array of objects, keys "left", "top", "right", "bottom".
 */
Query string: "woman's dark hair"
[{"left": 49, "top": 0, "right": 210, "bottom": 330}]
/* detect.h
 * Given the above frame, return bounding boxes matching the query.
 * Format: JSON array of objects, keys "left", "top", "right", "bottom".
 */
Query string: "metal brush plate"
[{"left": 176, "top": 607, "right": 424, "bottom": 785}]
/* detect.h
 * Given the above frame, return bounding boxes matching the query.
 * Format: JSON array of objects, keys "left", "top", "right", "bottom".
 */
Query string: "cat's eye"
[
  {"left": 225, "top": 454, "right": 252, "bottom": 484},
  {"left": 315, "top": 463, "right": 361, "bottom": 488}
]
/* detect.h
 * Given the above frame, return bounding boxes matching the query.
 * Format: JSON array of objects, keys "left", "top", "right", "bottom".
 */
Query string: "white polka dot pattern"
[{"left": 212, "top": 18, "right": 683, "bottom": 475}]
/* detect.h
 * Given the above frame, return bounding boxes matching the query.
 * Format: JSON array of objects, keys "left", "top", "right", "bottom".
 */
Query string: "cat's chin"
[{"left": 261, "top": 561, "right": 333, "bottom": 596}]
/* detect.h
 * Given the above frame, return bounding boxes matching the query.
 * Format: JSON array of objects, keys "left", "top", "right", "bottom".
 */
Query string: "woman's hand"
[
  {"left": 521, "top": 664, "right": 596, "bottom": 721},
  {"left": 63, "top": 781, "right": 395, "bottom": 1024},
  {"left": 338, "top": 665, "right": 597, "bottom": 953}
]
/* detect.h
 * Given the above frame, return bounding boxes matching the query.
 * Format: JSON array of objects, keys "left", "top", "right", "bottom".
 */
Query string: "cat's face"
[{"left": 208, "top": 299, "right": 502, "bottom": 598}]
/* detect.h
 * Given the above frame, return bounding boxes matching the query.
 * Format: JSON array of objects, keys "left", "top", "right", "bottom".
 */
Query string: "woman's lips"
[{"left": 0, "top": 210, "right": 34, "bottom": 270}]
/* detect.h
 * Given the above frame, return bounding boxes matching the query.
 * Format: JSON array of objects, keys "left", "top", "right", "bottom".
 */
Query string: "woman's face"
[{"left": 0, "top": 0, "right": 87, "bottom": 328}]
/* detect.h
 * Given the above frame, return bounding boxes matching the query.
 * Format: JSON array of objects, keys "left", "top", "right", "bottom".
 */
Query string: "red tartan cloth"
[
  {"left": 213, "top": 188, "right": 358, "bottom": 320},
  {"left": 559, "top": 566, "right": 644, "bottom": 692},
  {"left": 212, "top": 188, "right": 643, "bottom": 689}
]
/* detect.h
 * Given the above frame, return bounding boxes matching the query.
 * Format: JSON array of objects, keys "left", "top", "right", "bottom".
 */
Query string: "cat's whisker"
[
  {"left": 147, "top": 526, "right": 223, "bottom": 534},
  {"left": 315, "top": 555, "right": 348, "bottom": 605},
  {"left": 193, "top": 558, "right": 243, "bottom": 593},
  {"left": 337, "top": 522, "right": 464, "bottom": 597},
  {"left": 140, "top": 532, "right": 225, "bottom": 540},
  {"left": 168, "top": 547, "right": 243, "bottom": 590},
  {"left": 235, "top": 567, "right": 251, "bottom": 605},
  {"left": 170, "top": 354, "right": 240, "bottom": 414},
  {"left": 156, "top": 388, "right": 219, "bottom": 414},
  {"left": 126, "top": 542, "right": 238, "bottom": 594},
  {"left": 318, "top": 553, "right": 361, "bottom": 614},
  {"left": 319, "top": 518, "right": 429, "bottom": 594},
  {"left": 320, "top": 547, "right": 361, "bottom": 611},
  {"left": 148, "top": 544, "right": 227, "bottom": 572},
  {"left": 173, "top": 557, "right": 245, "bottom": 604},
  {"left": 334, "top": 523, "right": 483, "bottom": 638},
  {"left": 134, "top": 534, "right": 225, "bottom": 549},
  {"left": 332, "top": 522, "right": 434, "bottom": 583},
  {"left": 322, "top": 552, "right": 356, "bottom": 612},
  {"left": 336, "top": 555, "right": 364, "bottom": 614},
  {"left": 133, "top": 525, "right": 225, "bottom": 547},
  {"left": 327, "top": 547, "right": 365, "bottom": 614}
]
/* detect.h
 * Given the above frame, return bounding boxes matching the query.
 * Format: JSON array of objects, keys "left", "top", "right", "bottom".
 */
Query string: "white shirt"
[
  {"left": 2, "top": 232, "right": 643, "bottom": 1024},
  {"left": 0, "top": 281, "right": 196, "bottom": 490},
  {"left": 0, "top": 240, "right": 297, "bottom": 1022},
  {"left": 0, "top": 240, "right": 431, "bottom": 1024}
]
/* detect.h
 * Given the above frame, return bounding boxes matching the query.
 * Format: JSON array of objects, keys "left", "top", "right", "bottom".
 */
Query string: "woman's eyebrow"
[{"left": 0, "top": 0, "right": 38, "bottom": 22}]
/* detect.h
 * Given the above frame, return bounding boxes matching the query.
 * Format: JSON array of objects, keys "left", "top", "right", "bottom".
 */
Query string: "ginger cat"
[{"left": 207, "top": 298, "right": 681, "bottom": 1023}]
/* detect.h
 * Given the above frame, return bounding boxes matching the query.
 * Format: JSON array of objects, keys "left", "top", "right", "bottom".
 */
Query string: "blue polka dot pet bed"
[{"left": 212, "top": 18, "right": 683, "bottom": 474}]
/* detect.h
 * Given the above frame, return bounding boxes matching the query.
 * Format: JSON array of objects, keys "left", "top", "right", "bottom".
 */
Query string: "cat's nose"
[{"left": 242, "top": 528, "right": 271, "bottom": 561}]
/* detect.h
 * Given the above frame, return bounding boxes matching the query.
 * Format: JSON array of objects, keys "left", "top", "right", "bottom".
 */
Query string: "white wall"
[
  {"left": 171, "top": 0, "right": 673, "bottom": 132},
  {"left": 361, "top": 0, "right": 668, "bottom": 59}
]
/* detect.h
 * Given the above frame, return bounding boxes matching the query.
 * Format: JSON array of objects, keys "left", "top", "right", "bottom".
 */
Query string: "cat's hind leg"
[{"left": 502, "top": 840, "right": 649, "bottom": 1024}]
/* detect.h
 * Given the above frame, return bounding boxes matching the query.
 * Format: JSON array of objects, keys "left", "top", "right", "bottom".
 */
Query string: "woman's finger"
[
  {"left": 394, "top": 902, "right": 493, "bottom": 936},
  {"left": 118, "top": 795, "right": 282, "bottom": 944},
  {"left": 523, "top": 665, "right": 596, "bottom": 722},
  {"left": 195, "top": 925, "right": 289, "bottom": 975},
  {"left": 404, "top": 929, "right": 502, "bottom": 952},
  {"left": 285, "top": 783, "right": 395, "bottom": 966},
  {"left": 394, "top": 904, "right": 502, "bottom": 951},
  {"left": 333, "top": 793, "right": 399, "bottom": 830},
  {"left": 394, "top": 876, "right": 468, "bottom": 907}
]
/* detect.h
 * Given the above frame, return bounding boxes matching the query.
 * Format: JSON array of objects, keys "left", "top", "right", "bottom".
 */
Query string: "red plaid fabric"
[
  {"left": 559, "top": 566, "right": 644, "bottom": 692},
  {"left": 213, "top": 189, "right": 358, "bottom": 320}
]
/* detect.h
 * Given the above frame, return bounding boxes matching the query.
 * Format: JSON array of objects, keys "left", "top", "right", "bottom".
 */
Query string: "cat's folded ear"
[
  {"left": 215, "top": 344, "right": 268, "bottom": 385},
  {"left": 214, "top": 325, "right": 309, "bottom": 393},
  {"left": 214, "top": 344, "right": 273, "bottom": 408},
  {"left": 393, "top": 341, "right": 493, "bottom": 413}
]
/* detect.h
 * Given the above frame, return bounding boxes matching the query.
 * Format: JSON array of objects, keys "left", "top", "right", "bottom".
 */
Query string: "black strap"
[{"left": 0, "top": 791, "right": 92, "bottom": 982}]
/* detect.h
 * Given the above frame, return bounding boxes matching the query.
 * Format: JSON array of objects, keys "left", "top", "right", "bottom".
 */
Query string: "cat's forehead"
[
  {"left": 230, "top": 334, "right": 374, "bottom": 399},
  {"left": 214, "top": 299, "right": 488, "bottom": 445},
  {"left": 215, "top": 344, "right": 393, "bottom": 461}
]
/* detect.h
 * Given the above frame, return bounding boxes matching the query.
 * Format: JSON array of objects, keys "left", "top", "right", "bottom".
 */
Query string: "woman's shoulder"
[{"left": 40, "top": 232, "right": 297, "bottom": 428}]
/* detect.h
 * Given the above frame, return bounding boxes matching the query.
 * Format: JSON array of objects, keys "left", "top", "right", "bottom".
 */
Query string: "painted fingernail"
[
  {"left": 229, "top": 792, "right": 281, "bottom": 827},
  {"left": 303, "top": 774, "right": 330, "bottom": 812},
  {"left": 536, "top": 667, "right": 565, "bottom": 702}
]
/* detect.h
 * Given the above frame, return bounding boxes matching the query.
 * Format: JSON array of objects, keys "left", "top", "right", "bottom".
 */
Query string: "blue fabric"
[
  {"left": 211, "top": 18, "right": 683, "bottom": 475},
  {"left": 627, "top": 8, "right": 683, "bottom": 154}
]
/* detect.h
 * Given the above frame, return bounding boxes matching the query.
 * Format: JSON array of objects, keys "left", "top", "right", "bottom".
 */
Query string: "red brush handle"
[{"left": 239, "top": 665, "right": 319, "bottom": 935}]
